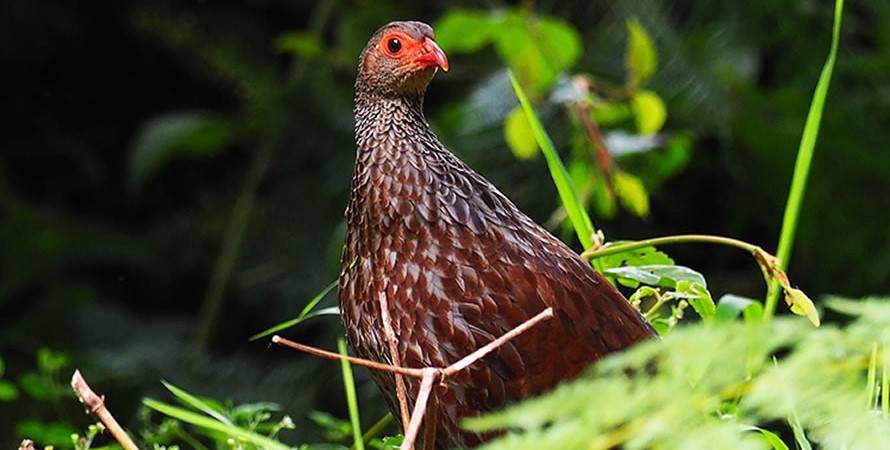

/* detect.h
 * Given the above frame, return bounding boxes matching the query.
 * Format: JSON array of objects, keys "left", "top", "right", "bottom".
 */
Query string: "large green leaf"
[
  {"left": 434, "top": 10, "right": 493, "bottom": 53},
  {"left": 128, "top": 111, "right": 231, "bottom": 191}
]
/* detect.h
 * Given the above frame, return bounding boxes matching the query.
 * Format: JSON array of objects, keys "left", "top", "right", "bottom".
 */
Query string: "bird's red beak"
[{"left": 416, "top": 36, "right": 449, "bottom": 72}]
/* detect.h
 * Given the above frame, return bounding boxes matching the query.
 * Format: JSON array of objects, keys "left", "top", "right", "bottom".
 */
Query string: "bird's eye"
[{"left": 386, "top": 37, "right": 402, "bottom": 54}]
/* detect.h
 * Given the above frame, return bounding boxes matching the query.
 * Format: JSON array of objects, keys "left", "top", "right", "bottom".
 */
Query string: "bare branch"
[
  {"left": 70, "top": 370, "right": 140, "bottom": 450},
  {"left": 443, "top": 308, "right": 554, "bottom": 377},
  {"left": 274, "top": 305, "right": 558, "bottom": 450},
  {"left": 271, "top": 335, "right": 426, "bottom": 378},
  {"left": 400, "top": 369, "right": 439, "bottom": 450}
]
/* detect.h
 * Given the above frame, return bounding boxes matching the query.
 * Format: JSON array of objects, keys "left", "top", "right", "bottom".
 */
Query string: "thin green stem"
[
  {"left": 581, "top": 234, "right": 762, "bottom": 260},
  {"left": 867, "top": 343, "right": 878, "bottom": 409},
  {"left": 352, "top": 414, "right": 393, "bottom": 450},
  {"left": 882, "top": 346, "right": 889, "bottom": 418},
  {"left": 765, "top": 0, "right": 844, "bottom": 319},
  {"left": 339, "top": 339, "right": 365, "bottom": 450}
]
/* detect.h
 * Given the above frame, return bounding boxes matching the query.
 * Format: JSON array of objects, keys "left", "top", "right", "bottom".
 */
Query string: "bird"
[{"left": 339, "top": 20, "right": 656, "bottom": 449}]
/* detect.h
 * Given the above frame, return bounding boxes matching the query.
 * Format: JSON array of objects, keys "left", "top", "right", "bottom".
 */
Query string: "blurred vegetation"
[{"left": 2, "top": 0, "right": 890, "bottom": 448}]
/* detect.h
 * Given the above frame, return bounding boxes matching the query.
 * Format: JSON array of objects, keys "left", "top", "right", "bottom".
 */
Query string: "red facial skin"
[{"left": 379, "top": 30, "right": 449, "bottom": 73}]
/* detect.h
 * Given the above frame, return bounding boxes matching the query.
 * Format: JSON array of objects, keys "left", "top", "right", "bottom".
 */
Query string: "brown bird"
[{"left": 339, "top": 21, "right": 656, "bottom": 449}]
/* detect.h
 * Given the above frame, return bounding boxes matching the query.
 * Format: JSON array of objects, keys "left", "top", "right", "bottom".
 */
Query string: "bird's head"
[{"left": 356, "top": 21, "right": 449, "bottom": 99}]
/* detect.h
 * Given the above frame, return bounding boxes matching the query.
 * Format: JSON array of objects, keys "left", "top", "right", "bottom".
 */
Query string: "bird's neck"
[{"left": 353, "top": 92, "right": 433, "bottom": 165}]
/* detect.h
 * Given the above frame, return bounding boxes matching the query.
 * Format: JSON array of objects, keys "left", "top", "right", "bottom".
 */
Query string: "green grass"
[{"left": 765, "top": 0, "right": 845, "bottom": 319}]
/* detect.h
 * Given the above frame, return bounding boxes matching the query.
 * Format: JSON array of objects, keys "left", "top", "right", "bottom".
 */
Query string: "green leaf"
[
  {"left": 656, "top": 134, "right": 693, "bottom": 179},
  {"left": 595, "top": 243, "right": 674, "bottom": 271},
  {"left": 250, "top": 280, "right": 339, "bottom": 341},
  {"left": 0, "top": 380, "right": 18, "bottom": 401},
  {"left": 276, "top": 32, "right": 325, "bottom": 59},
  {"left": 745, "top": 426, "right": 792, "bottom": 450},
  {"left": 310, "top": 411, "right": 352, "bottom": 441},
  {"left": 508, "top": 70, "right": 596, "bottom": 251},
  {"left": 434, "top": 10, "right": 494, "bottom": 53},
  {"left": 612, "top": 169, "right": 650, "bottom": 217},
  {"left": 715, "top": 294, "right": 764, "bottom": 323},
  {"left": 681, "top": 282, "right": 715, "bottom": 322},
  {"left": 605, "top": 264, "right": 704, "bottom": 289},
  {"left": 789, "top": 411, "right": 814, "bottom": 450},
  {"left": 592, "top": 101, "right": 632, "bottom": 127},
  {"left": 143, "top": 398, "right": 292, "bottom": 450},
  {"left": 18, "top": 372, "right": 50, "bottom": 400},
  {"left": 626, "top": 18, "right": 657, "bottom": 87},
  {"left": 537, "top": 17, "right": 582, "bottom": 72},
  {"left": 504, "top": 106, "right": 539, "bottom": 159},
  {"left": 0, "top": 356, "right": 4, "bottom": 377},
  {"left": 15, "top": 421, "right": 79, "bottom": 448},
  {"left": 37, "top": 347, "right": 70, "bottom": 373},
  {"left": 231, "top": 402, "right": 282, "bottom": 420},
  {"left": 495, "top": 13, "right": 582, "bottom": 93},
  {"left": 128, "top": 111, "right": 231, "bottom": 192},
  {"left": 630, "top": 90, "right": 667, "bottom": 135}
]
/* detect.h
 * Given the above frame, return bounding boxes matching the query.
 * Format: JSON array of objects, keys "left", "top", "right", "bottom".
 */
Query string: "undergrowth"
[{"left": 23, "top": 1, "right": 887, "bottom": 450}]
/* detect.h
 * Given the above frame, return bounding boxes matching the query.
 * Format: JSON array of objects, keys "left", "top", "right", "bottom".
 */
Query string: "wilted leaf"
[
  {"left": 504, "top": 106, "right": 539, "bottom": 159},
  {"left": 787, "top": 288, "right": 820, "bottom": 326},
  {"left": 631, "top": 90, "right": 666, "bottom": 135},
  {"left": 626, "top": 18, "right": 657, "bottom": 87},
  {"left": 612, "top": 169, "right": 650, "bottom": 217}
]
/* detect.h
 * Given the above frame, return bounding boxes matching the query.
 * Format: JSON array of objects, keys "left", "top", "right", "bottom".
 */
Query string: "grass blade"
[
  {"left": 508, "top": 70, "right": 596, "bottom": 251},
  {"left": 765, "top": 0, "right": 844, "bottom": 319},
  {"left": 250, "top": 280, "right": 339, "bottom": 340},
  {"left": 143, "top": 398, "right": 293, "bottom": 450},
  {"left": 161, "top": 380, "right": 233, "bottom": 426}
]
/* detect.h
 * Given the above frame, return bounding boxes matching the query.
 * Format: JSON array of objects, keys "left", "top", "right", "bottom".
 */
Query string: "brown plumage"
[{"left": 339, "top": 21, "right": 656, "bottom": 449}]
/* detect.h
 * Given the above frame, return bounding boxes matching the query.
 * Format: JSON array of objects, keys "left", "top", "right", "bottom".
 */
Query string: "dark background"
[{"left": 2, "top": 0, "right": 889, "bottom": 446}]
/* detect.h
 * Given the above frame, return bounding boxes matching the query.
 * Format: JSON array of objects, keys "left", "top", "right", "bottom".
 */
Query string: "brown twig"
[
  {"left": 401, "top": 369, "right": 439, "bottom": 450},
  {"left": 379, "top": 292, "right": 412, "bottom": 431},
  {"left": 70, "top": 370, "right": 140, "bottom": 450},
  {"left": 271, "top": 335, "right": 426, "bottom": 378},
  {"left": 442, "top": 308, "right": 554, "bottom": 378}
]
